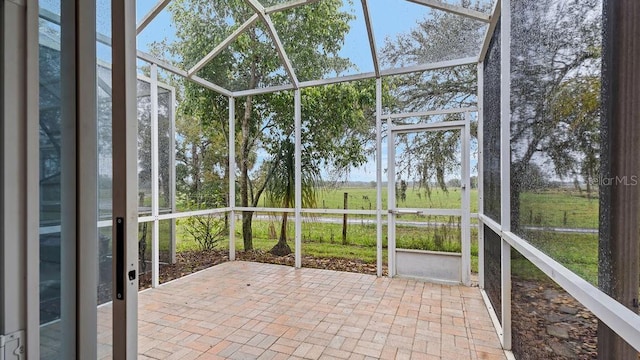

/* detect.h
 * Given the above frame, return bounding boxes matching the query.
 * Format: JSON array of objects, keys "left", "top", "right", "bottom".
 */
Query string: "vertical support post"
[
  {"left": 598, "top": 1, "right": 640, "bottom": 358},
  {"left": 461, "top": 113, "right": 471, "bottom": 286},
  {"left": 76, "top": 0, "right": 98, "bottom": 356},
  {"left": 229, "top": 97, "right": 236, "bottom": 260},
  {"left": 387, "top": 118, "right": 396, "bottom": 277},
  {"left": 111, "top": 0, "right": 139, "bottom": 357},
  {"left": 500, "top": 0, "right": 512, "bottom": 349},
  {"left": 170, "top": 85, "right": 177, "bottom": 264},
  {"left": 294, "top": 90, "right": 302, "bottom": 268},
  {"left": 477, "top": 62, "right": 485, "bottom": 289},
  {"left": 375, "top": 78, "right": 383, "bottom": 277},
  {"left": 342, "top": 193, "right": 348, "bottom": 245},
  {"left": 150, "top": 64, "right": 160, "bottom": 288}
]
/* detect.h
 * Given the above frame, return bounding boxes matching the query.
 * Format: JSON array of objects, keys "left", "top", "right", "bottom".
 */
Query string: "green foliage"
[{"left": 179, "top": 215, "right": 225, "bottom": 252}]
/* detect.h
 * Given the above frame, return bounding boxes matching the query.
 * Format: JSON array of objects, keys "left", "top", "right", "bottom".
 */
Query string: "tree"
[
  {"left": 156, "top": 0, "right": 374, "bottom": 251},
  {"left": 265, "top": 139, "right": 321, "bottom": 256},
  {"left": 509, "top": 0, "right": 601, "bottom": 230},
  {"left": 261, "top": 81, "right": 377, "bottom": 256},
  {"left": 380, "top": 0, "right": 486, "bottom": 198},
  {"left": 381, "top": 0, "right": 601, "bottom": 231}
]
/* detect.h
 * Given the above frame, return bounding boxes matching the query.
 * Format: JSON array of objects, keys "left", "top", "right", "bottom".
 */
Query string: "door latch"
[{"left": 1, "top": 330, "right": 25, "bottom": 360}]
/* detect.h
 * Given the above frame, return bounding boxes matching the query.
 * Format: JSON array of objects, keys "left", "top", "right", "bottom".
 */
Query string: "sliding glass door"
[{"left": 37, "top": 0, "right": 136, "bottom": 358}]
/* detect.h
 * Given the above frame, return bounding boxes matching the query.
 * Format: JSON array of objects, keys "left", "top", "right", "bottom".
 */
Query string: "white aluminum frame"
[
  {"left": 229, "top": 97, "right": 236, "bottom": 261},
  {"left": 187, "top": 14, "right": 260, "bottom": 77},
  {"left": 150, "top": 64, "right": 160, "bottom": 288},
  {"left": 479, "top": 0, "right": 501, "bottom": 63},
  {"left": 294, "top": 90, "right": 302, "bottom": 267},
  {"left": 131, "top": 0, "right": 491, "bottom": 98},
  {"left": 503, "top": 229, "right": 640, "bottom": 352},
  {"left": 476, "top": 62, "right": 485, "bottom": 289},
  {"left": 386, "top": 116, "right": 472, "bottom": 282},
  {"left": 361, "top": 0, "right": 379, "bottom": 77},
  {"left": 461, "top": 112, "right": 471, "bottom": 285},
  {"left": 111, "top": 0, "right": 139, "bottom": 357},
  {"left": 375, "top": 78, "right": 383, "bottom": 277},
  {"left": 499, "top": 0, "right": 511, "bottom": 349},
  {"left": 406, "top": 0, "right": 491, "bottom": 22},
  {"left": 386, "top": 117, "right": 396, "bottom": 277},
  {"left": 136, "top": 0, "right": 172, "bottom": 35}
]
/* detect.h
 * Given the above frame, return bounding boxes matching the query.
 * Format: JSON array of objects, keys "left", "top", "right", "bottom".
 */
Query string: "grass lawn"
[
  {"left": 142, "top": 186, "right": 601, "bottom": 283},
  {"left": 512, "top": 231, "right": 599, "bottom": 285},
  {"left": 303, "top": 186, "right": 478, "bottom": 213}
]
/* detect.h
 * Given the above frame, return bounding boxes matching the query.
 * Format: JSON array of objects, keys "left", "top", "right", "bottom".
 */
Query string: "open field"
[
  {"left": 141, "top": 186, "right": 602, "bottom": 284},
  {"left": 257, "top": 186, "right": 599, "bottom": 228}
]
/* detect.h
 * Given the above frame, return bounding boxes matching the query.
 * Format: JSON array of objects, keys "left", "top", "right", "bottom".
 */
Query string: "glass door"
[
  {"left": 37, "top": 0, "right": 138, "bottom": 358},
  {"left": 38, "top": 1, "right": 78, "bottom": 357},
  {"left": 387, "top": 120, "right": 471, "bottom": 284}
]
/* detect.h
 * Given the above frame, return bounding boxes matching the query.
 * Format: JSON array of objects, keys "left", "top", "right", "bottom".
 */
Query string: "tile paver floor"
[{"left": 98, "top": 261, "right": 507, "bottom": 359}]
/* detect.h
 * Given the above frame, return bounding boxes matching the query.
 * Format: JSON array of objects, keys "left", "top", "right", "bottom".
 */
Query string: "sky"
[{"left": 134, "top": 0, "right": 434, "bottom": 74}]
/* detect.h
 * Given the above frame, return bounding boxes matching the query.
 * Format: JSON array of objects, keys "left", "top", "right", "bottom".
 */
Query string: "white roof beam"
[
  {"left": 478, "top": 0, "right": 501, "bottom": 63},
  {"left": 264, "top": 0, "right": 321, "bottom": 14},
  {"left": 137, "top": 50, "right": 233, "bottom": 97},
  {"left": 136, "top": 0, "right": 172, "bottom": 35},
  {"left": 245, "top": 0, "right": 266, "bottom": 14},
  {"left": 262, "top": 14, "right": 299, "bottom": 88},
  {"left": 137, "top": 50, "right": 188, "bottom": 77},
  {"left": 380, "top": 56, "right": 478, "bottom": 77},
  {"left": 244, "top": 0, "right": 299, "bottom": 88},
  {"left": 233, "top": 56, "right": 478, "bottom": 96},
  {"left": 233, "top": 84, "right": 297, "bottom": 98},
  {"left": 406, "top": 0, "right": 491, "bottom": 22},
  {"left": 361, "top": 0, "right": 380, "bottom": 77},
  {"left": 187, "top": 14, "right": 259, "bottom": 76}
]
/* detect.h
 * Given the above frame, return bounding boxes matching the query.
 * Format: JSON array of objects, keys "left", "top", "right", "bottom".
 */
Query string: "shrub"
[{"left": 181, "top": 215, "right": 225, "bottom": 251}]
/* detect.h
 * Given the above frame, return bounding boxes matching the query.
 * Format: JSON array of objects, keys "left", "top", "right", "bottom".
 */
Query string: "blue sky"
[{"left": 134, "top": 0, "right": 432, "bottom": 75}]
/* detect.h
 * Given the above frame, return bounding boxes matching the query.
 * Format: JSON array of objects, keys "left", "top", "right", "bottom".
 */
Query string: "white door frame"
[
  {"left": 4, "top": 0, "right": 99, "bottom": 357},
  {"left": 111, "top": 0, "right": 139, "bottom": 358},
  {"left": 386, "top": 116, "right": 472, "bottom": 285},
  {"left": 1, "top": 0, "right": 38, "bottom": 357}
]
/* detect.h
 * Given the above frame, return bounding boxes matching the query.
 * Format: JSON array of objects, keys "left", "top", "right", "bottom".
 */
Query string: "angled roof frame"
[{"left": 45, "top": 0, "right": 502, "bottom": 98}]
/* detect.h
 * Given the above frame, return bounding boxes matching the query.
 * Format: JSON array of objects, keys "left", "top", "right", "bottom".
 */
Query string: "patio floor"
[{"left": 98, "top": 261, "right": 507, "bottom": 359}]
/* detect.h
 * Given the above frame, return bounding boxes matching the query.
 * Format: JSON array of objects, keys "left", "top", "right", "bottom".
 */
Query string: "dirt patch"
[
  {"left": 236, "top": 249, "right": 387, "bottom": 276},
  {"left": 512, "top": 278, "right": 598, "bottom": 360}
]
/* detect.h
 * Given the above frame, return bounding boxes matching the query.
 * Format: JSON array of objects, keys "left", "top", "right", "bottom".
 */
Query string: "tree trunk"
[
  {"left": 242, "top": 210, "right": 253, "bottom": 251},
  {"left": 240, "top": 55, "right": 258, "bottom": 251},
  {"left": 270, "top": 212, "right": 292, "bottom": 256},
  {"left": 191, "top": 142, "right": 199, "bottom": 197},
  {"left": 510, "top": 170, "right": 522, "bottom": 232}
]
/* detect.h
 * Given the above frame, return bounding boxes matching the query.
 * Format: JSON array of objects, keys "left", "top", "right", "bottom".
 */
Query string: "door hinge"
[{"left": 0, "top": 330, "right": 25, "bottom": 360}]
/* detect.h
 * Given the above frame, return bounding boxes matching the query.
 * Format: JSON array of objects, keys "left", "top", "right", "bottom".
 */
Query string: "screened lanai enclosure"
[{"left": 34, "top": 0, "right": 640, "bottom": 359}]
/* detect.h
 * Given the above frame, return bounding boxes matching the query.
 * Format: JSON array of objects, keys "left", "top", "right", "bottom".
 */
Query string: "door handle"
[
  {"left": 116, "top": 217, "right": 124, "bottom": 300},
  {"left": 388, "top": 209, "right": 423, "bottom": 215}
]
